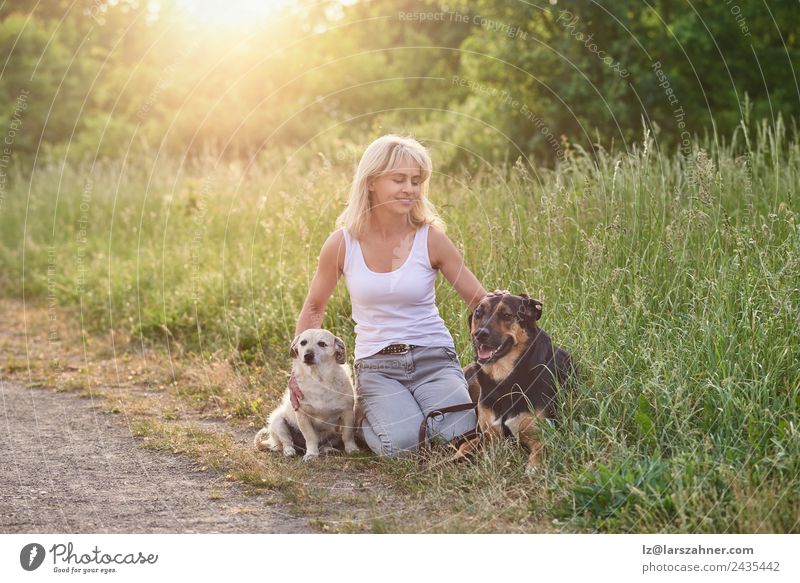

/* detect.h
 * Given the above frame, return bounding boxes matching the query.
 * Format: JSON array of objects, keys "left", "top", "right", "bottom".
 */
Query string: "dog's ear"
[
  {"left": 531, "top": 299, "right": 543, "bottom": 321},
  {"left": 334, "top": 336, "right": 347, "bottom": 365},
  {"left": 290, "top": 335, "right": 300, "bottom": 359},
  {"left": 518, "top": 293, "right": 543, "bottom": 325}
]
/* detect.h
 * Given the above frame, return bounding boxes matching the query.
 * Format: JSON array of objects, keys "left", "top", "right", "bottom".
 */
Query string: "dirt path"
[
  {"left": 0, "top": 299, "right": 464, "bottom": 533},
  {"left": 0, "top": 380, "right": 312, "bottom": 533}
]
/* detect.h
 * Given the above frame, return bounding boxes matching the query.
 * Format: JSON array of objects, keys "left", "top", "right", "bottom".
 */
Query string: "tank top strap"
[
  {"left": 413, "top": 223, "right": 432, "bottom": 268},
  {"left": 342, "top": 228, "right": 355, "bottom": 274}
]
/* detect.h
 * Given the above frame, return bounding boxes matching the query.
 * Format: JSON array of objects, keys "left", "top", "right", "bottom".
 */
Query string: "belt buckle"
[{"left": 395, "top": 344, "right": 410, "bottom": 354}]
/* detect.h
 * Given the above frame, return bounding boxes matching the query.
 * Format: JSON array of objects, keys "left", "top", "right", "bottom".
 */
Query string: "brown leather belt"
[{"left": 377, "top": 343, "right": 419, "bottom": 355}]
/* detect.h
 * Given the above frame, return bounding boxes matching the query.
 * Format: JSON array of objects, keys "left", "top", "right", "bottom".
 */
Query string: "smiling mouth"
[{"left": 474, "top": 337, "right": 512, "bottom": 364}]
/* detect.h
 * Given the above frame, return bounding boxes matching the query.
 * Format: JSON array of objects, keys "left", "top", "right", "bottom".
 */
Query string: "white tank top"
[{"left": 342, "top": 224, "right": 455, "bottom": 360}]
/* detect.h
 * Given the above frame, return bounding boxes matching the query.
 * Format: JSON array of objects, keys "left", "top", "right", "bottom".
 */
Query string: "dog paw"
[
  {"left": 344, "top": 442, "right": 360, "bottom": 454},
  {"left": 319, "top": 445, "right": 339, "bottom": 456},
  {"left": 448, "top": 451, "right": 469, "bottom": 464},
  {"left": 303, "top": 452, "right": 319, "bottom": 462},
  {"left": 282, "top": 446, "right": 297, "bottom": 457}
]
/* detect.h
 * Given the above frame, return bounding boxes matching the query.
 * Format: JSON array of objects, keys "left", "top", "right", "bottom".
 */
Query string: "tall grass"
[{"left": 2, "top": 119, "right": 798, "bottom": 532}]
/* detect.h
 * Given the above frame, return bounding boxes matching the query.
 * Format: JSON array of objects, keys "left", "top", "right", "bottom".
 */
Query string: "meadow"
[{"left": 1, "top": 119, "right": 798, "bottom": 532}]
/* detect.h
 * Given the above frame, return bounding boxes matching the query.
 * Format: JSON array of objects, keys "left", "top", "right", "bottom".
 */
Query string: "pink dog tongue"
[{"left": 478, "top": 345, "right": 494, "bottom": 360}]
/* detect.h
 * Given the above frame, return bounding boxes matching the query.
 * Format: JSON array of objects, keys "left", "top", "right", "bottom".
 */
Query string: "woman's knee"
[
  {"left": 363, "top": 416, "right": 421, "bottom": 457},
  {"left": 431, "top": 409, "right": 477, "bottom": 442}
]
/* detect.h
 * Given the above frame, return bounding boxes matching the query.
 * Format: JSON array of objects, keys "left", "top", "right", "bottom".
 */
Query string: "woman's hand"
[{"left": 288, "top": 372, "right": 304, "bottom": 410}]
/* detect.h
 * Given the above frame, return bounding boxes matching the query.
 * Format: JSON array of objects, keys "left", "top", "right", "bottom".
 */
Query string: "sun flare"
[{"left": 175, "top": 0, "right": 291, "bottom": 28}]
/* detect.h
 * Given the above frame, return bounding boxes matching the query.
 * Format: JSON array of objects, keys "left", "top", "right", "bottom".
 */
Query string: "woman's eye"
[
  {"left": 318, "top": 342, "right": 327, "bottom": 347},
  {"left": 393, "top": 179, "right": 403, "bottom": 184}
]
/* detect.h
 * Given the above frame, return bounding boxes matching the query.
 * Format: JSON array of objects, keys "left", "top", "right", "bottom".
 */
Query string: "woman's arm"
[
  {"left": 294, "top": 230, "right": 346, "bottom": 336},
  {"left": 428, "top": 226, "right": 487, "bottom": 310},
  {"left": 289, "top": 229, "right": 346, "bottom": 408}
]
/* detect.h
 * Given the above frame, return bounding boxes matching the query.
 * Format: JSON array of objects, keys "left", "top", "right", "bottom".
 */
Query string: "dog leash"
[{"left": 417, "top": 402, "right": 480, "bottom": 454}]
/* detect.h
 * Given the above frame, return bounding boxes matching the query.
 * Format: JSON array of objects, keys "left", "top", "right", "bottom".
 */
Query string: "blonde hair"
[{"left": 335, "top": 134, "right": 445, "bottom": 239}]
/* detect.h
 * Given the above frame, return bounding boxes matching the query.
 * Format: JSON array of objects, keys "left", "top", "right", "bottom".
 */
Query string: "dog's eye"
[
  {"left": 300, "top": 340, "right": 307, "bottom": 346},
  {"left": 502, "top": 312, "right": 513, "bottom": 320},
  {"left": 474, "top": 308, "right": 483, "bottom": 317},
  {"left": 317, "top": 341, "right": 327, "bottom": 348}
]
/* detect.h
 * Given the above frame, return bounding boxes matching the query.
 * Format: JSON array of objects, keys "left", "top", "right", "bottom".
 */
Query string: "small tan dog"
[{"left": 254, "top": 329, "right": 359, "bottom": 461}]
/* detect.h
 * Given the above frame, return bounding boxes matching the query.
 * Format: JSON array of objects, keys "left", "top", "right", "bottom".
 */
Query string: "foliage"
[
  {"left": 2, "top": 118, "right": 798, "bottom": 531},
  {"left": 1, "top": 0, "right": 797, "bottom": 167}
]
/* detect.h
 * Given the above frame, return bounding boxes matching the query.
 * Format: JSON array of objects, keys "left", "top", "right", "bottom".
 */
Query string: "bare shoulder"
[
  {"left": 427, "top": 223, "right": 447, "bottom": 241},
  {"left": 324, "top": 228, "right": 346, "bottom": 247},
  {"left": 426, "top": 223, "right": 451, "bottom": 269},
  {"left": 320, "top": 229, "right": 347, "bottom": 273}
]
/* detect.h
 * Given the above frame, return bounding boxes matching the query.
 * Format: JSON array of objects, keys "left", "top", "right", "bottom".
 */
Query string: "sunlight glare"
[{"left": 176, "top": 0, "right": 291, "bottom": 28}]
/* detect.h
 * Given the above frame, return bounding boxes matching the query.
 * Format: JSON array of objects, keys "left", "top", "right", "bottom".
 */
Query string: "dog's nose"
[
  {"left": 474, "top": 328, "right": 490, "bottom": 342},
  {"left": 303, "top": 351, "right": 315, "bottom": 363}
]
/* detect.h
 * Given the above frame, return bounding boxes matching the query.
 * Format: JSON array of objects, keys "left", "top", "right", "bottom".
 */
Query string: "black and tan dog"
[{"left": 458, "top": 292, "right": 575, "bottom": 474}]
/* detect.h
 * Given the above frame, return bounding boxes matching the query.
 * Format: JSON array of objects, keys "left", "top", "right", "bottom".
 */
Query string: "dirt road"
[{"left": 0, "top": 380, "right": 312, "bottom": 533}]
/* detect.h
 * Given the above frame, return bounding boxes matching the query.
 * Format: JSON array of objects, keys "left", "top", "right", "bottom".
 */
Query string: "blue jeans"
[{"left": 353, "top": 346, "right": 477, "bottom": 457}]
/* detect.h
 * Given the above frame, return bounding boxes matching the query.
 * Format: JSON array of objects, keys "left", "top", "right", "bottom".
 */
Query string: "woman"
[{"left": 289, "top": 134, "right": 489, "bottom": 457}]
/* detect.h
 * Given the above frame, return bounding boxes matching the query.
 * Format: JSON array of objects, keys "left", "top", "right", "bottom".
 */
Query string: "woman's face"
[{"left": 368, "top": 156, "right": 423, "bottom": 218}]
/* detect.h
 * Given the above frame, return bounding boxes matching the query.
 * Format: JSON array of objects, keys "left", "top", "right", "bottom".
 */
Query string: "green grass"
[{"left": 2, "top": 118, "right": 799, "bottom": 532}]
